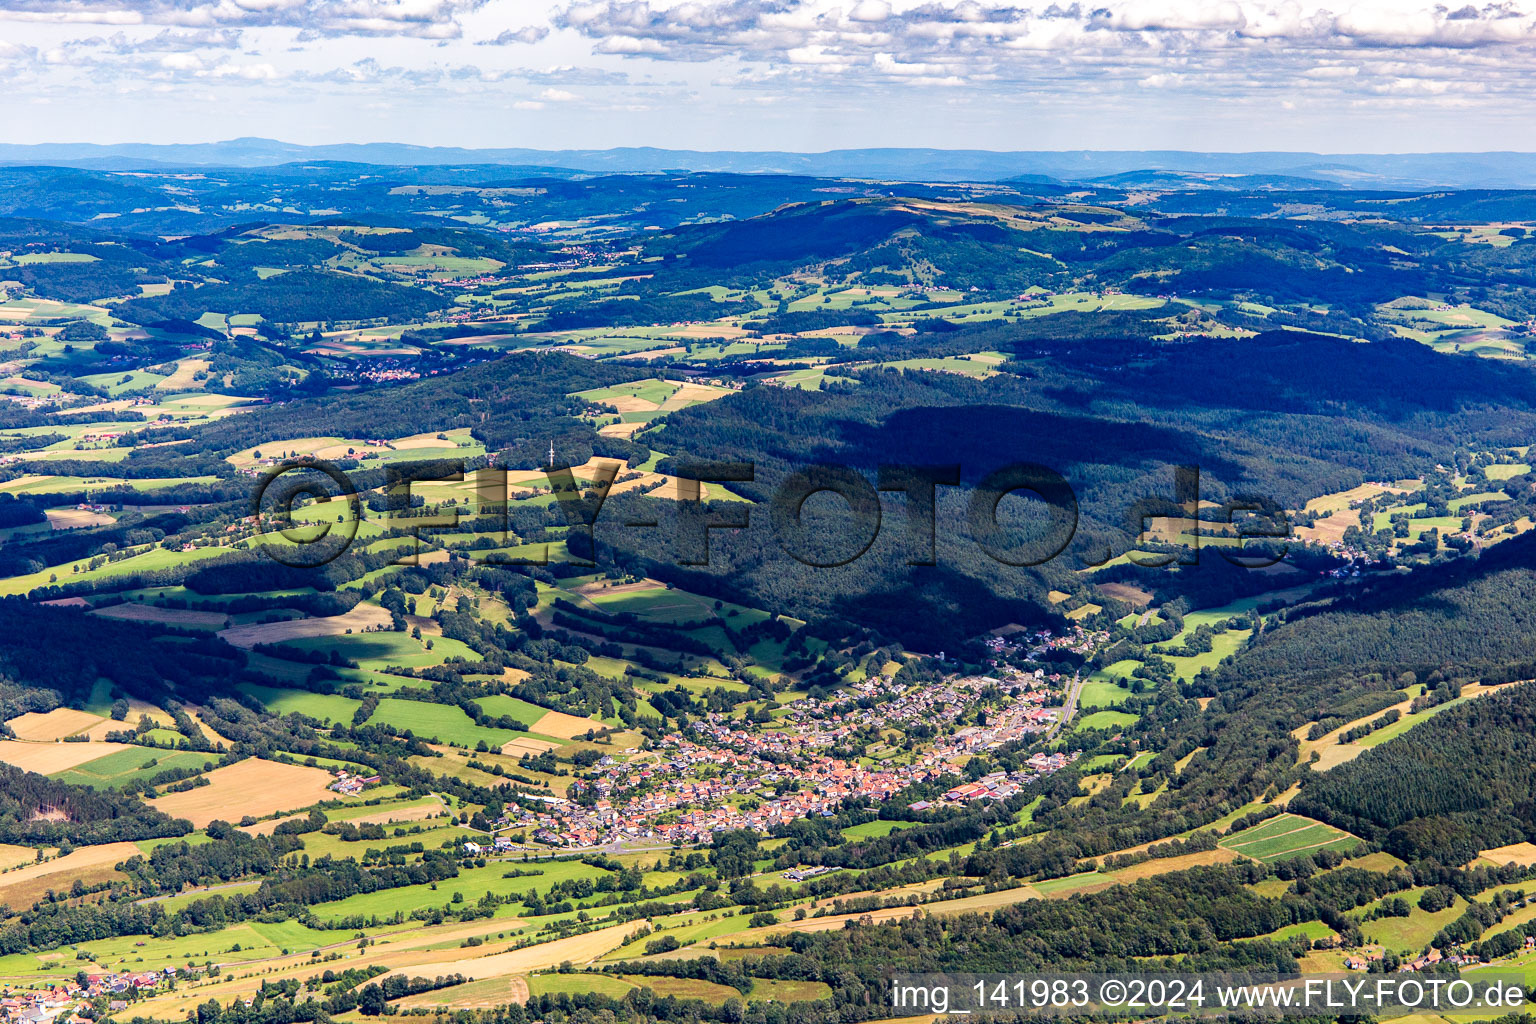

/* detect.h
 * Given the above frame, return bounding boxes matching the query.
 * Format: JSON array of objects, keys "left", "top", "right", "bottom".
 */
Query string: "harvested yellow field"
[
  {"left": 623, "top": 475, "right": 727, "bottom": 501},
  {"left": 572, "top": 578, "right": 660, "bottom": 597},
  {"left": 188, "top": 710, "right": 235, "bottom": 747},
  {"left": 1043, "top": 849, "right": 1239, "bottom": 897},
  {"left": 596, "top": 395, "right": 660, "bottom": 413},
  {"left": 156, "top": 357, "right": 208, "bottom": 390},
  {"left": 396, "top": 975, "right": 532, "bottom": 1010},
  {"left": 1294, "top": 482, "right": 1412, "bottom": 545},
  {"left": 343, "top": 799, "right": 448, "bottom": 828},
  {"left": 599, "top": 421, "right": 646, "bottom": 438},
  {"left": 660, "top": 382, "right": 733, "bottom": 409},
  {"left": 0, "top": 842, "right": 138, "bottom": 910},
  {"left": 0, "top": 844, "right": 33, "bottom": 870},
  {"left": 252, "top": 798, "right": 445, "bottom": 836},
  {"left": 501, "top": 736, "right": 561, "bottom": 757},
  {"left": 217, "top": 601, "right": 392, "bottom": 648},
  {"left": 377, "top": 923, "right": 632, "bottom": 982},
  {"left": 0, "top": 740, "right": 131, "bottom": 774},
  {"left": 606, "top": 471, "right": 666, "bottom": 495},
  {"left": 5, "top": 707, "right": 109, "bottom": 741},
  {"left": 91, "top": 603, "right": 230, "bottom": 628},
  {"left": 670, "top": 323, "right": 748, "bottom": 339},
  {"left": 1094, "top": 582, "right": 1153, "bottom": 606},
  {"left": 761, "top": 884, "right": 1046, "bottom": 937},
  {"left": 748, "top": 850, "right": 1236, "bottom": 944},
  {"left": 0, "top": 842, "right": 138, "bottom": 884},
  {"left": 803, "top": 879, "right": 947, "bottom": 914},
  {"left": 129, "top": 918, "right": 545, "bottom": 1018},
  {"left": 529, "top": 709, "right": 602, "bottom": 740},
  {"left": 148, "top": 758, "right": 335, "bottom": 827},
  {"left": 1478, "top": 842, "right": 1536, "bottom": 867},
  {"left": 226, "top": 435, "right": 372, "bottom": 468},
  {"left": 0, "top": 475, "right": 56, "bottom": 495},
  {"left": 45, "top": 507, "right": 114, "bottom": 530}
]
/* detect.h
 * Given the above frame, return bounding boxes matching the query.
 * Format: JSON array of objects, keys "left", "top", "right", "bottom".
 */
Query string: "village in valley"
[{"left": 478, "top": 626, "right": 1090, "bottom": 852}]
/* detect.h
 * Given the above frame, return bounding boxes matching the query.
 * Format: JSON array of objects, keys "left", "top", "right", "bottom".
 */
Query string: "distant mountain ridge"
[{"left": 7, "top": 138, "right": 1536, "bottom": 187}]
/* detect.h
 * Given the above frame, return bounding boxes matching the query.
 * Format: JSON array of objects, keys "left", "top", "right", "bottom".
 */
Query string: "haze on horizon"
[{"left": 1, "top": 0, "right": 1535, "bottom": 154}]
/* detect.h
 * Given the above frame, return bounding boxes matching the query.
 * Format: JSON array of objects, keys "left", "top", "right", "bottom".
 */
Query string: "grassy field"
[
  {"left": 282, "top": 630, "right": 479, "bottom": 671},
  {"left": 473, "top": 694, "right": 556, "bottom": 727},
  {"left": 1361, "top": 894, "right": 1467, "bottom": 952},
  {"left": 367, "top": 698, "right": 523, "bottom": 748},
  {"left": 524, "top": 972, "right": 754, "bottom": 1004},
  {"left": 52, "top": 748, "right": 216, "bottom": 789},
  {"left": 1156, "top": 628, "right": 1253, "bottom": 681},
  {"left": 0, "top": 542, "right": 227, "bottom": 597},
  {"left": 840, "top": 819, "right": 919, "bottom": 840},
  {"left": 1486, "top": 463, "right": 1532, "bottom": 481},
  {"left": 1219, "top": 814, "right": 1361, "bottom": 863},
  {"left": 1073, "top": 710, "right": 1138, "bottom": 733},
  {"left": 240, "top": 683, "right": 363, "bottom": 725},
  {"left": 1078, "top": 680, "right": 1133, "bottom": 707}
]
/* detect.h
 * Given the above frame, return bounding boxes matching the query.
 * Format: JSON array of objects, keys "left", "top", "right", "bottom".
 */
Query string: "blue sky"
[{"left": 1, "top": 0, "right": 1533, "bottom": 152}]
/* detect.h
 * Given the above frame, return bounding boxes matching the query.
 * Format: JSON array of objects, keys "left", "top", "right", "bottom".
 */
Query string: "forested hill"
[
  {"left": 653, "top": 331, "right": 1536, "bottom": 514},
  {"left": 1092, "top": 531, "right": 1536, "bottom": 865},
  {"left": 586, "top": 331, "right": 1536, "bottom": 646},
  {"left": 1213, "top": 529, "right": 1536, "bottom": 691},
  {"left": 1293, "top": 680, "right": 1536, "bottom": 865},
  {"left": 1013, "top": 533, "right": 1536, "bottom": 865},
  {"left": 135, "top": 352, "right": 651, "bottom": 470},
  {"left": 113, "top": 271, "right": 446, "bottom": 326}
]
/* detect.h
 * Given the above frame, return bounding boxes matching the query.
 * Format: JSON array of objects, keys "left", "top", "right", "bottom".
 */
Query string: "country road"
[
  {"left": 1045, "top": 671, "right": 1083, "bottom": 741},
  {"left": 138, "top": 879, "right": 255, "bottom": 904}
]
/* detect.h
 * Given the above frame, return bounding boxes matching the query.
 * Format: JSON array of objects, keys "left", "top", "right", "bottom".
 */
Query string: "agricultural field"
[
  {"left": 53, "top": 747, "right": 217, "bottom": 789},
  {"left": 1218, "top": 814, "right": 1362, "bottom": 863},
  {"left": 147, "top": 758, "right": 337, "bottom": 827}
]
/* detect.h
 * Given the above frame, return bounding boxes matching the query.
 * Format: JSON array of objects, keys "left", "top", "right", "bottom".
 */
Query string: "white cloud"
[
  {"left": 1, "top": 0, "right": 1535, "bottom": 149},
  {"left": 0, "top": 0, "right": 492, "bottom": 39},
  {"left": 158, "top": 51, "right": 204, "bottom": 70},
  {"left": 848, "top": 0, "right": 890, "bottom": 22},
  {"left": 479, "top": 24, "right": 550, "bottom": 43}
]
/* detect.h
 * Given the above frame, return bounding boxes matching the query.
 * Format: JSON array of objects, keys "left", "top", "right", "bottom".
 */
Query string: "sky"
[{"left": 1, "top": 0, "right": 1535, "bottom": 152}]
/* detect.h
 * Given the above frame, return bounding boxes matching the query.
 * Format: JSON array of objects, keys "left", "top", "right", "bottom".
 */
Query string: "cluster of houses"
[
  {"left": 0, "top": 969, "right": 187, "bottom": 1024},
  {"left": 1342, "top": 946, "right": 1504, "bottom": 973},
  {"left": 504, "top": 730, "right": 1081, "bottom": 851},
  {"left": 330, "top": 769, "right": 382, "bottom": 795},
  {"left": 461, "top": 835, "right": 516, "bottom": 855},
  {"left": 0, "top": 392, "right": 61, "bottom": 411},
  {"left": 446, "top": 625, "right": 1120, "bottom": 854},
  {"left": 939, "top": 754, "right": 1077, "bottom": 804},
  {"left": 84, "top": 970, "right": 181, "bottom": 996},
  {"left": 782, "top": 865, "right": 839, "bottom": 882},
  {"left": 359, "top": 367, "right": 422, "bottom": 383},
  {"left": 985, "top": 624, "right": 1110, "bottom": 663},
  {"left": 0, "top": 985, "right": 86, "bottom": 1024},
  {"left": 483, "top": 664, "right": 1085, "bottom": 850}
]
